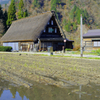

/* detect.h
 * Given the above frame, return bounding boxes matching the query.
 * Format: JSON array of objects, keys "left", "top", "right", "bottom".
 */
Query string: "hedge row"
[{"left": 0, "top": 46, "right": 12, "bottom": 51}]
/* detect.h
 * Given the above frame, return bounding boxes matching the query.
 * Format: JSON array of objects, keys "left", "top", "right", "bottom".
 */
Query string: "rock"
[{"left": 19, "top": 54, "right": 21, "bottom": 56}]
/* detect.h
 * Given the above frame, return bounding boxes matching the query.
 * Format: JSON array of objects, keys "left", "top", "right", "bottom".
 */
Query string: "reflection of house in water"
[
  {"left": 83, "top": 29, "right": 100, "bottom": 51},
  {"left": 0, "top": 11, "right": 74, "bottom": 52}
]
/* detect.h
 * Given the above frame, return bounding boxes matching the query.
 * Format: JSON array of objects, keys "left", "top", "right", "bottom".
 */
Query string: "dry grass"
[{"left": 0, "top": 53, "right": 100, "bottom": 87}]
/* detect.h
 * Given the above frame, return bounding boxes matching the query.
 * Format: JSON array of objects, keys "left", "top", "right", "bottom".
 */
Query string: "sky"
[{"left": 0, "top": 0, "right": 10, "bottom": 4}]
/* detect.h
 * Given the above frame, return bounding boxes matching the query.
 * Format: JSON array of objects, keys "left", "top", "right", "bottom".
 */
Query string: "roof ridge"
[
  {"left": 88, "top": 29, "right": 100, "bottom": 31},
  {"left": 13, "top": 11, "right": 52, "bottom": 23}
]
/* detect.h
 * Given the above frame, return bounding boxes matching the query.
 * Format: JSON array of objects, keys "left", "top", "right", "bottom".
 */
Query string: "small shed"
[{"left": 83, "top": 29, "right": 100, "bottom": 51}]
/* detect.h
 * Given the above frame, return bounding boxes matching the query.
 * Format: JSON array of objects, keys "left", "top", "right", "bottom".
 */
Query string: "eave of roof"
[
  {"left": 83, "top": 36, "right": 100, "bottom": 38},
  {"left": 40, "top": 38, "right": 64, "bottom": 41},
  {"left": 0, "top": 39, "right": 34, "bottom": 42},
  {"left": 65, "top": 38, "right": 74, "bottom": 42},
  {"left": 40, "top": 38, "right": 74, "bottom": 42},
  {"left": 83, "top": 29, "right": 100, "bottom": 38}
]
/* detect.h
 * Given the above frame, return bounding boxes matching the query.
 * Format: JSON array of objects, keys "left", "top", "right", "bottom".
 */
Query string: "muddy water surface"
[{"left": 0, "top": 78, "right": 100, "bottom": 100}]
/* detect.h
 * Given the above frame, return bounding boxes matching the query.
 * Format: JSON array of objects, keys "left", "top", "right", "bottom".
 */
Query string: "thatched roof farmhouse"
[{"left": 0, "top": 11, "right": 74, "bottom": 51}]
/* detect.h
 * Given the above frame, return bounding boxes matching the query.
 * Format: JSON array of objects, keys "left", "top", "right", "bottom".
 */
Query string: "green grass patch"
[
  {"left": 65, "top": 51, "right": 98, "bottom": 55},
  {"left": 33, "top": 53, "right": 100, "bottom": 60},
  {"left": 91, "top": 49, "right": 100, "bottom": 56}
]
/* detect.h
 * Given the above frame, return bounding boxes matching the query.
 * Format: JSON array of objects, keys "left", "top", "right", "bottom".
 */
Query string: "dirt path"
[{"left": 0, "top": 53, "right": 100, "bottom": 87}]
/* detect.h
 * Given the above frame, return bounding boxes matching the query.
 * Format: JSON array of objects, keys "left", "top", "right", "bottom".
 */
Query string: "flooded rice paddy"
[
  {"left": 0, "top": 78, "right": 100, "bottom": 100},
  {"left": 0, "top": 53, "right": 100, "bottom": 100}
]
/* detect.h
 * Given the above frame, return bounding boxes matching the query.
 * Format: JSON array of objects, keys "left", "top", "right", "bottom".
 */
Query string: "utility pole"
[{"left": 80, "top": 14, "right": 83, "bottom": 57}]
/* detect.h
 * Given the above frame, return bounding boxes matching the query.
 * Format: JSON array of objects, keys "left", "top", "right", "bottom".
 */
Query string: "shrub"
[
  {"left": 91, "top": 49, "right": 100, "bottom": 56},
  {"left": 0, "top": 46, "right": 12, "bottom": 51},
  {"left": 65, "top": 48, "right": 72, "bottom": 51},
  {"left": 73, "top": 45, "right": 80, "bottom": 51}
]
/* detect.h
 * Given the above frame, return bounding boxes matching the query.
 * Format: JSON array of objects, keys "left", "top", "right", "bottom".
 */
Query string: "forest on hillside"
[{"left": 0, "top": 0, "right": 100, "bottom": 46}]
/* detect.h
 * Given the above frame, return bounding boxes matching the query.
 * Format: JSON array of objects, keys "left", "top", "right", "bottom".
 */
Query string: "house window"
[
  {"left": 94, "top": 41, "right": 97, "bottom": 47},
  {"left": 48, "top": 27, "right": 53, "bottom": 33},
  {"left": 98, "top": 42, "right": 100, "bottom": 46},
  {"left": 51, "top": 20, "right": 53, "bottom": 25},
  {"left": 93, "top": 41, "right": 100, "bottom": 47},
  {"left": 55, "top": 28, "right": 57, "bottom": 33},
  {"left": 44, "top": 29, "right": 46, "bottom": 32},
  {"left": 48, "top": 22, "right": 49, "bottom": 25}
]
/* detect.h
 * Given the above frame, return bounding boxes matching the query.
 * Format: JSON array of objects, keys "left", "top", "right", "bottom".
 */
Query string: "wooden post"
[
  {"left": 39, "top": 40, "right": 41, "bottom": 51},
  {"left": 43, "top": 42, "right": 44, "bottom": 51},
  {"left": 33, "top": 42, "right": 34, "bottom": 52},
  {"left": 64, "top": 39, "right": 66, "bottom": 53}
]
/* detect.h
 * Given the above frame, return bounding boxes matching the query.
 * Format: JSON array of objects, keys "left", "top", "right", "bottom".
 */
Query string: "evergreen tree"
[
  {"left": 6, "top": 0, "right": 16, "bottom": 27},
  {"left": 75, "top": 8, "right": 81, "bottom": 24},
  {"left": 51, "top": 0, "right": 57, "bottom": 5},
  {"left": 62, "top": 19, "right": 67, "bottom": 26},
  {"left": 33, "top": 0, "right": 40, "bottom": 8},
  {"left": 18, "top": 0, "right": 24, "bottom": 19},
  {"left": 65, "top": 5, "right": 91, "bottom": 33},
  {"left": 70, "top": 5, "right": 77, "bottom": 19},
  {"left": 51, "top": 0, "right": 61, "bottom": 5},
  {"left": 18, "top": 0, "right": 28, "bottom": 19},
  {"left": 50, "top": 0, "right": 58, "bottom": 13},
  {"left": 10, "top": 87, "right": 17, "bottom": 98},
  {"left": 70, "top": 5, "right": 90, "bottom": 25},
  {"left": 57, "top": 0, "right": 61, "bottom": 4},
  {"left": 3, "top": 10, "right": 8, "bottom": 32},
  {"left": 0, "top": 90, "right": 3, "bottom": 97},
  {"left": 0, "top": 5, "right": 8, "bottom": 34},
  {"left": 65, "top": 20, "right": 71, "bottom": 32},
  {"left": 82, "top": 9, "right": 89, "bottom": 24},
  {"left": 19, "top": 0, "right": 24, "bottom": 9},
  {"left": 0, "top": 5, "right": 5, "bottom": 34},
  {"left": 23, "top": 10, "right": 28, "bottom": 17},
  {"left": 51, "top": 6, "right": 57, "bottom": 13},
  {"left": 0, "top": 5, "right": 3, "bottom": 19},
  {"left": 72, "top": 22, "right": 77, "bottom": 31}
]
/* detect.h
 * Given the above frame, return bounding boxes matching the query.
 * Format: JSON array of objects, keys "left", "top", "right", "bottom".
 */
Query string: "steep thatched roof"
[{"left": 0, "top": 12, "right": 53, "bottom": 42}]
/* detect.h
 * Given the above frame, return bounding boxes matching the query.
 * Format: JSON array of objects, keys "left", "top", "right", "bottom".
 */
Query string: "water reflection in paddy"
[{"left": 0, "top": 78, "right": 100, "bottom": 100}]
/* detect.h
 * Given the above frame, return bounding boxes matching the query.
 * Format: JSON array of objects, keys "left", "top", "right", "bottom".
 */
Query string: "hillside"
[{"left": 0, "top": 0, "right": 100, "bottom": 46}]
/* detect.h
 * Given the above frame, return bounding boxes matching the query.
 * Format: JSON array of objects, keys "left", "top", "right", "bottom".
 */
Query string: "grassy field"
[
  {"left": 62, "top": 51, "right": 98, "bottom": 55},
  {"left": 0, "top": 53, "right": 100, "bottom": 87}
]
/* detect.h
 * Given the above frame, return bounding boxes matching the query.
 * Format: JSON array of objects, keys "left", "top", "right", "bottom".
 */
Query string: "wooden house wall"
[
  {"left": 19, "top": 42, "right": 33, "bottom": 51},
  {"left": 39, "top": 41, "right": 73, "bottom": 51},
  {"left": 66, "top": 42, "right": 73, "bottom": 49},
  {"left": 83, "top": 38, "right": 100, "bottom": 51},
  {"left": 39, "top": 16, "right": 66, "bottom": 51},
  {"left": 39, "top": 41, "right": 63, "bottom": 51},
  {"left": 40, "top": 16, "right": 62, "bottom": 39}
]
